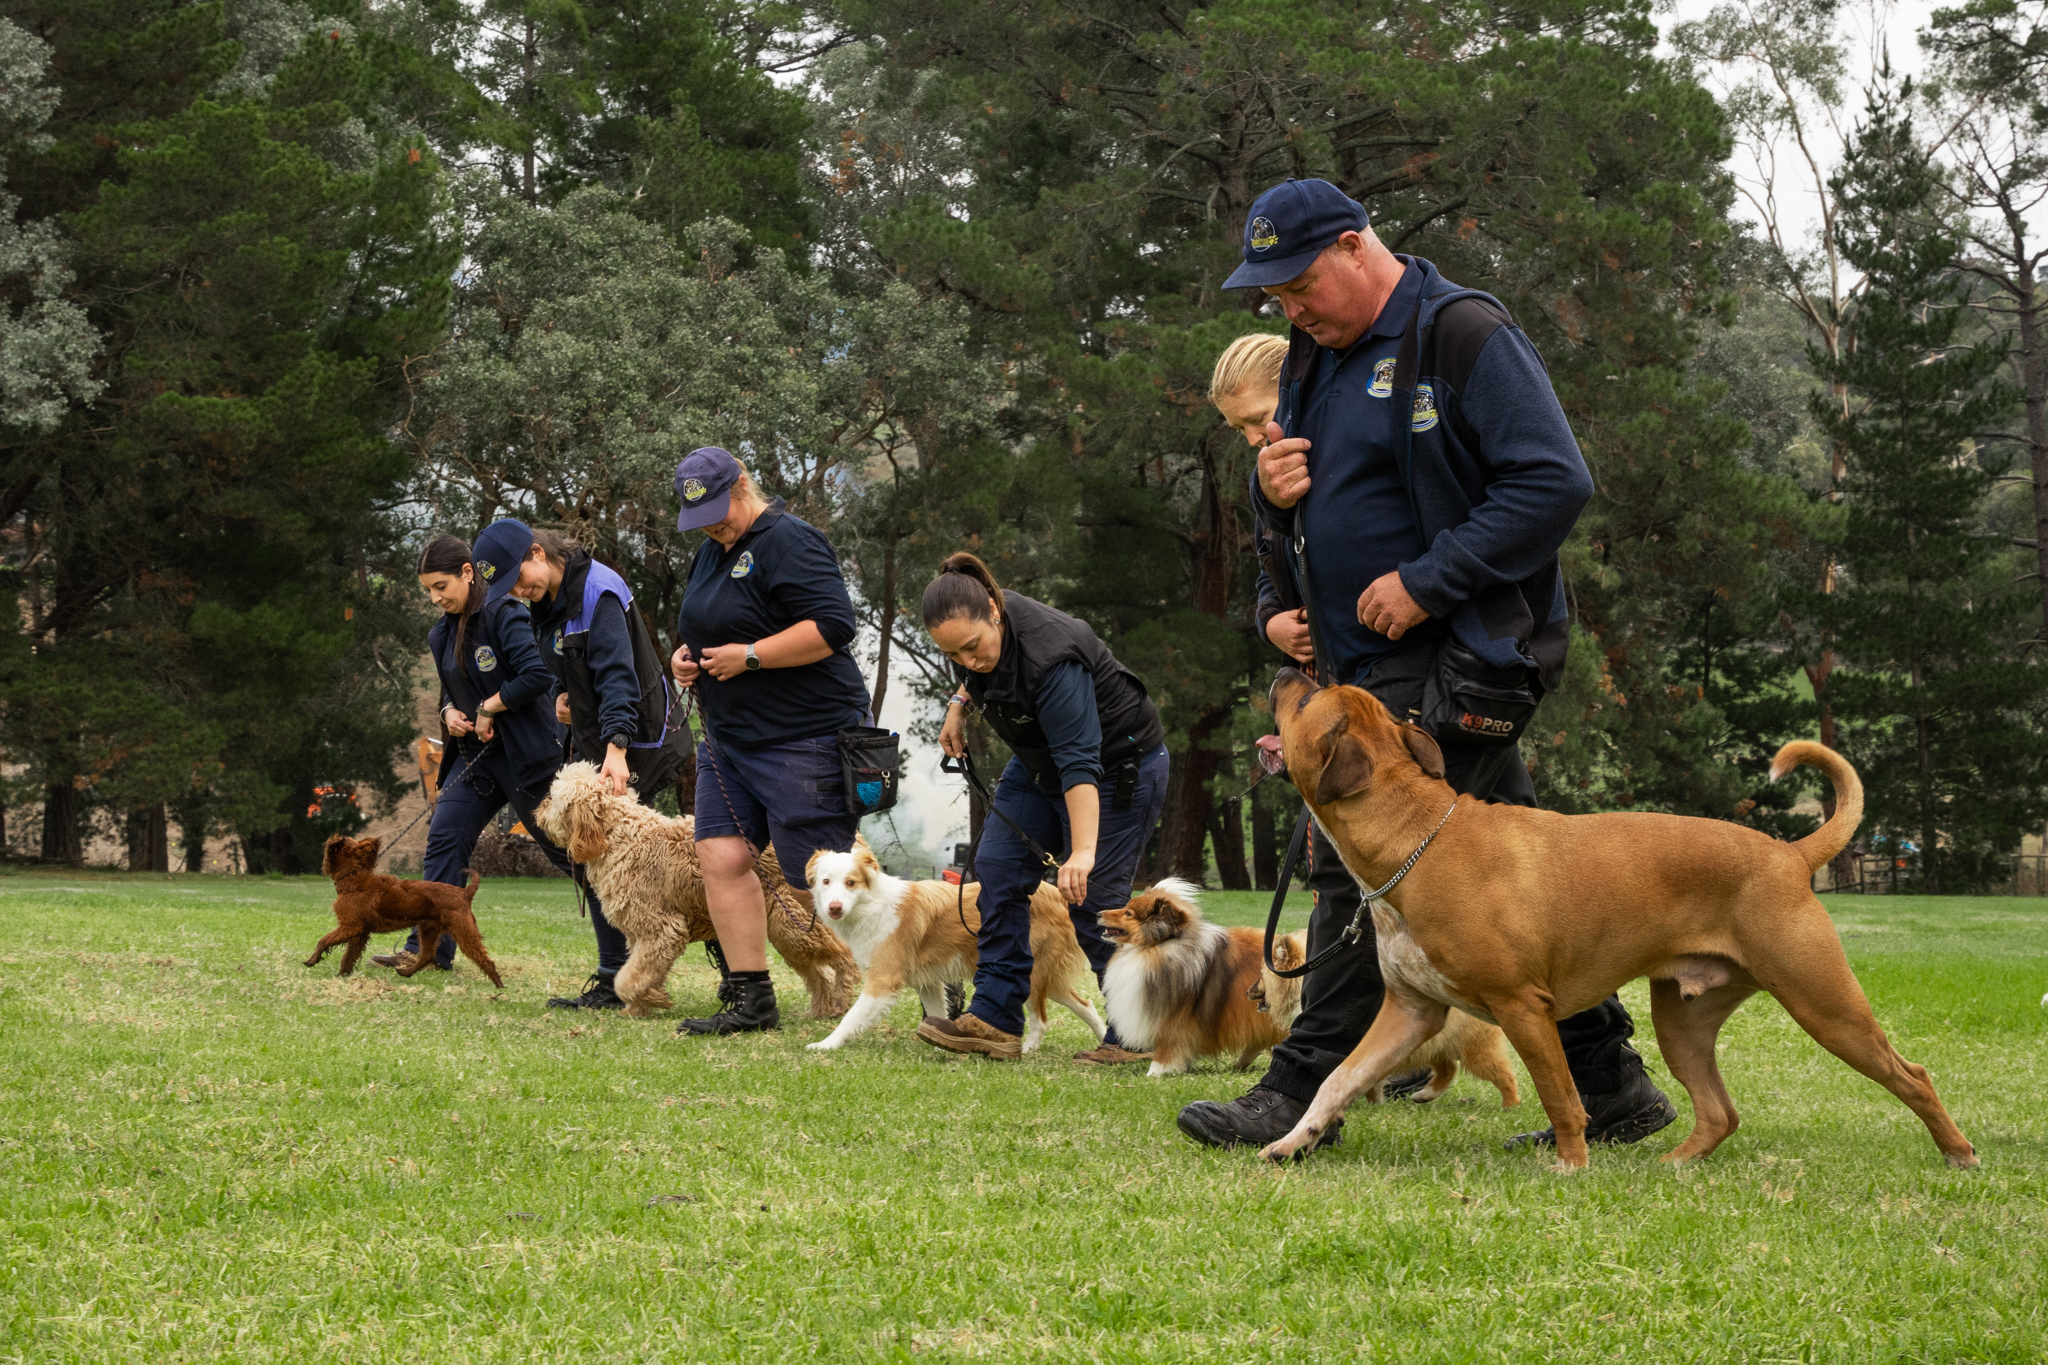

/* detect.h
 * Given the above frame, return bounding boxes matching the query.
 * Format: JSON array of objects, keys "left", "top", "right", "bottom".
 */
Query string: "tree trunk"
[
  {"left": 871, "top": 531, "right": 897, "bottom": 722},
  {"left": 522, "top": 19, "right": 538, "bottom": 204},
  {"left": 177, "top": 803, "right": 207, "bottom": 872},
  {"left": 1210, "top": 797, "right": 1249, "bottom": 890},
  {"left": 268, "top": 826, "right": 299, "bottom": 876},
  {"left": 1250, "top": 785, "right": 1278, "bottom": 890},
  {"left": 2016, "top": 260, "right": 2048, "bottom": 645},
  {"left": 126, "top": 804, "right": 169, "bottom": 873},
  {"left": 1913, "top": 661, "right": 1938, "bottom": 894},
  {"left": 40, "top": 783, "right": 81, "bottom": 864}
]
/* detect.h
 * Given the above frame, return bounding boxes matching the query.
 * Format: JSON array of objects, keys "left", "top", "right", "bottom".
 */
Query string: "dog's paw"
[{"left": 1259, "top": 1134, "right": 1314, "bottom": 1164}]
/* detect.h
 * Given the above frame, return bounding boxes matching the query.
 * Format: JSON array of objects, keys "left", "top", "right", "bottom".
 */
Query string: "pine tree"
[{"left": 1811, "top": 70, "right": 2043, "bottom": 892}]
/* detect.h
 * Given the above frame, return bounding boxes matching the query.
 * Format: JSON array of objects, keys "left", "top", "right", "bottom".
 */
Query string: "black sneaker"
[
  {"left": 546, "top": 975, "right": 624, "bottom": 1011},
  {"left": 1503, "top": 1070, "right": 1678, "bottom": 1150},
  {"left": 1381, "top": 1067, "right": 1434, "bottom": 1101},
  {"left": 1176, "top": 1085, "right": 1342, "bottom": 1151},
  {"left": 677, "top": 975, "right": 779, "bottom": 1036}
]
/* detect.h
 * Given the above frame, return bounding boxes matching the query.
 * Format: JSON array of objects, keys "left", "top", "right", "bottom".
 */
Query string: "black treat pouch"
[
  {"left": 1420, "top": 641, "right": 1539, "bottom": 748},
  {"left": 838, "top": 726, "right": 901, "bottom": 817}
]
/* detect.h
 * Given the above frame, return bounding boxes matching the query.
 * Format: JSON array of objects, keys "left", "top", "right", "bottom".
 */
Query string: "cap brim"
[
  {"left": 481, "top": 570, "right": 522, "bottom": 605},
  {"left": 1222, "top": 247, "right": 1327, "bottom": 290},
  {"left": 676, "top": 489, "right": 733, "bottom": 531}
]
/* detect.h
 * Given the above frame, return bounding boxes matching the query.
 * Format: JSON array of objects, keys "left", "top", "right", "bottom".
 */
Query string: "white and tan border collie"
[
  {"left": 1254, "top": 932, "right": 1521, "bottom": 1107},
  {"left": 1099, "top": 879, "right": 1285, "bottom": 1076},
  {"left": 803, "top": 838, "right": 1108, "bottom": 1052}
]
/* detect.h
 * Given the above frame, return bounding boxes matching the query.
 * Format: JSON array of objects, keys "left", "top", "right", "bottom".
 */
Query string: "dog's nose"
[{"left": 1269, "top": 667, "right": 1317, "bottom": 714}]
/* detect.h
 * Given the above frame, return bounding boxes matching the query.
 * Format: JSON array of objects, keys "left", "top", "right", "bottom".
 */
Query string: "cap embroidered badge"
[
  {"left": 471, "top": 519, "right": 535, "bottom": 606},
  {"left": 1249, "top": 216, "right": 1277, "bottom": 252}
]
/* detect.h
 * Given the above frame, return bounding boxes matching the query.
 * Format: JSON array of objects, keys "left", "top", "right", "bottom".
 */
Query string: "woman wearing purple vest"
[{"left": 472, "top": 518, "right": 691, "bottom": 1010}]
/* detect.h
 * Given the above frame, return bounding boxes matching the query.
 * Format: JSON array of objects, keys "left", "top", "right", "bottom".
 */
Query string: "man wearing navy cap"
[{"left": 1177, "top": 179, "right": 1675, "bottom": 1155}]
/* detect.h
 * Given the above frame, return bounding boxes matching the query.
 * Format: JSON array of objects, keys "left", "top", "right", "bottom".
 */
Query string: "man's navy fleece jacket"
[{"left": 1253, "top": 254, "right": 1592, "bottom": 689}]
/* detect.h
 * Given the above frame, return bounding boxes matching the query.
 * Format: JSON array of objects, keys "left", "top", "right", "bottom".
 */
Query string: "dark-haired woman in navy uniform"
[{"left": 375, "top": 534, "right": 583, "bottom": 972}]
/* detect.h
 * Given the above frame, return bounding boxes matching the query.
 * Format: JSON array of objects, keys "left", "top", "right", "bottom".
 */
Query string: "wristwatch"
[{"left": 744, "top": 643, "right": 761, "bottom": 671}]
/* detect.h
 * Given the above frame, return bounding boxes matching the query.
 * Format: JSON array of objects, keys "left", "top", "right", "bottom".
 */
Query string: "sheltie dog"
[
  {"left": 1256, "top": 931, "right": 1520, "bottom": 1107},
  {"left": 1099, "top": 879, "right": 1286, "bottom": 1076},
  {"left": 803, "top": 838, "right": 1109, "bottom": 1052}
]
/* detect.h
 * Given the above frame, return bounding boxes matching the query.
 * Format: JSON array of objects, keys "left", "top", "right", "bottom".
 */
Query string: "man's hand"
[
  {"left": 1265, "top": 608, "right": 1314, "bottom": 664},
  {"left": 554, "top": 694, "right": 571, "bottom": 725},
  {"left": 443, "top": 705, "right": 474, "bottom": 737},
  {"left": 1058, "top": 847, "right": 1095, "bottom": 906},
  {"left": 1256, "top": 422, "right": 1312, "bottom": 508},
  {"left": 697, "top": 643, "right": 753, "bottom": 681},
  {"left": 669, "top": 643, "right": 698, "bottom": 687},
  {"left": 600, "top": 744, "right": 631, "bottom": 796},
  {"left": 1357, "top": 570, "right": 1430, "bottom": 641}
]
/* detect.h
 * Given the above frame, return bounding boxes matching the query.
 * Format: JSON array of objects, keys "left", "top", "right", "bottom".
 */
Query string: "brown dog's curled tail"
[
  {"left": 1770, "top": 740, "right": 1863, "bottom": 872},
  {"left": 462, "top": 869, "right": 480, "bottom": 902}
]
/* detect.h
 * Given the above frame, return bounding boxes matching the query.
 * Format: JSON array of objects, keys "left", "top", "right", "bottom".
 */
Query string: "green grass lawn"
[{"left": 1, "top": 869, "right": 2042, "bottom": 1363}]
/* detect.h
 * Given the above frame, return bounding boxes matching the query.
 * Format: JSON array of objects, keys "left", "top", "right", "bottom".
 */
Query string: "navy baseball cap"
[
  {"left": 472, "top": 519, "right": 533, "bottom": 605},
  {"left": 675, "top": 446, "right": 740, "bottom": 531},
  {"left": 1222, "top": 179, "right": 1370, "bottom": 290}
]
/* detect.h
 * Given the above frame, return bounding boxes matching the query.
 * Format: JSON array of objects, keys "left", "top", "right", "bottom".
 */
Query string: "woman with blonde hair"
[{"left": 1211, "top": 333, "right": 1313, "bottom": 668}]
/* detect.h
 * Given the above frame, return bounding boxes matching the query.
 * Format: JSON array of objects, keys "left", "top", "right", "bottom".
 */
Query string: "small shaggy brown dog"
[
  {"left": 1099, "top": 879, "right": 1288, "bottom": 1076},
  {"left": 1254, "top": 932, "right": 1520, "bottom": 1108},
  {"left": 532, "top": 762, "right": 859, "bottom": 1018},
  {"left": 306, "top": 835, "right": 503, "bottom": 986}
]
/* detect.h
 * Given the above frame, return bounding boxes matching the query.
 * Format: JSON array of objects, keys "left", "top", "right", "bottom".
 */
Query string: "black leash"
[
  {"left": 941, "top": 749, "right": 1063, "bottom": 934},
  {"left": 376, "top": 744, "right": 490, "bottom": 865}
]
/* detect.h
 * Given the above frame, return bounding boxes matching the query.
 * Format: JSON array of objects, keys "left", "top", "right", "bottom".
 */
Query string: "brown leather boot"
[{"left": 916, "top": 1013, "right": 1022, "bottom": 1059}]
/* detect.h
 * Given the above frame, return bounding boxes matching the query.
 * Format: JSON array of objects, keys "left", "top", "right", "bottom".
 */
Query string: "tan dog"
[
  {"left": 306, "top": 835, "right": 502, "bottom": 986},
  {"left": 1255, "top": 932, "right": 1519, "bottom": 1107},
  {"left": 804, "top": 839, "right": 1107, "bottom": 1051},
  {"left": 1098, "top": 879, "right": 1285, "bottom": 1075},
  {"left": 1260, "top": 668, "right": 1976, "bottom": 1172},
  {"left": 532, "top": 762, "right": 859, "bottom": 1019}
]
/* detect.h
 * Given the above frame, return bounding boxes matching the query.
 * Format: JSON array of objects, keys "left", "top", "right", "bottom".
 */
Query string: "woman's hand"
[
  {"left": 555, "top": 694, "right": 572, "bottom": 725},
  {"left": 940, "top": 707, "right": 967, "bottom": 757},
  {"left": 474, "top": 709, "right": 496, "bottom": 743},
  {"left": 698, "top": 643, "right": 752, "bottom": 681},
  {"left": 1266, "top": 608, "right": 1315, "bottom": 665},
  {"left": 670, "top": 643, "right": 699, "bottom": 687},
  {"left": 600, "top": 744, "right": 631, "bottom": 797},
  {"left": 443, "top": 705, "right": 474, "bottom": 737},
  {"left": 1058, "top": 847, "right": 1095, "bottom": 906}
]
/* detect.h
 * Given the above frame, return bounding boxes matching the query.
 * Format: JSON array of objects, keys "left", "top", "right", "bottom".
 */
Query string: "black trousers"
[{"left": 1260, "top": 643, "right": 1643, "bottom": 1105}]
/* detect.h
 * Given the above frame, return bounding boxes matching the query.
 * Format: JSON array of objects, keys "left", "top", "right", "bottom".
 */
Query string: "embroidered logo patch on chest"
[
  {"left": 730, "top": 550, "right": 755, "bottom": 579},
  {"left": 552, "top": 628, "right": 564, "bottom": 655},
  {"left": 474, "top": 645, "right": 498, "bottom": 672},
  {"left": 1410, "top": 382, "right": 1439, "bottom": 432},
  {"left": 1368, "top": 356, "right": 1396, "bottom": 399}
]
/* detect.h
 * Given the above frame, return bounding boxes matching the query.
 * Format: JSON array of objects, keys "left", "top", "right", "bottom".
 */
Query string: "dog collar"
[{"left": 1354, "top": 797, "right": 1458, "bottom": 902}]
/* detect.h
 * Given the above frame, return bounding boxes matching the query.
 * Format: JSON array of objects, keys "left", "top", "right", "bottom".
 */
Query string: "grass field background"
[{"left": 0, "top": 867, "right": 2041, "bottom": 1363}]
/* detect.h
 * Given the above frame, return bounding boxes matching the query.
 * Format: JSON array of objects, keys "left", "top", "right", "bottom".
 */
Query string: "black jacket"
[
  {"left": 534, "top": 552, "right": 691, "bottom": 795},
  {"left": 429, "top": 596, "right": 563, "bottom": 793},
  {"left": 960, "top": 591, "right": 1164, "bottom": 790}
]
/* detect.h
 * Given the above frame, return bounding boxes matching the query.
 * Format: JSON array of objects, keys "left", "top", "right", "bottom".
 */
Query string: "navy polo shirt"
[
  {"left": 1294, "top": 257, "right": 1448, "bottom": 682},
  {"left": 676, "top": 498, "right": 870, "bottom": 748}
]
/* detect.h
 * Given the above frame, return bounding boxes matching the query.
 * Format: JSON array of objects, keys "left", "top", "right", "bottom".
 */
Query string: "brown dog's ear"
[
  {"left": 564, "top": 797, "right": 608, "bottom": 865},
  {"left": 1401, "top": 725, "right": 1446, "bottom": 780},
  {"left": 1312, "top": 716, "right": 1375, "bottom": 805}
]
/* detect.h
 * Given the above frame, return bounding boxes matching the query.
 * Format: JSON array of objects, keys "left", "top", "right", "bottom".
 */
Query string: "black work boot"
[
  {"left": 546, "top": 974, "right": 624, "bottom": 1011},
  {"left": 1381, "top": 1067, "right": 1434, "bottom": 1101},
  {"left": 1503, "top": 1069, "right": 1678, "bottom": 1150},
  {"left": 677, "top": 973, "right": 779, "bottom": 1036},
  {"left": 704, "top": 940, "right": 738, "bottom": 1005},
  {"left": 1176, "top": 1085, "right": 1342, "bottom": 1151}
]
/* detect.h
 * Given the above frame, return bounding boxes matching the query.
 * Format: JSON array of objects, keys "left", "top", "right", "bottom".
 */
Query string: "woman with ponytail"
[
  {"left": 379, "top": 535, "right": 581, "bottom": 973},
  {"left": 919, "top": 552, "right": 1168, "bottom": 1063}
]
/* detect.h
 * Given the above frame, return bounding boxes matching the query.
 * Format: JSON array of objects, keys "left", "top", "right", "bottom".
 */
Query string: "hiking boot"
[
  {"left": 370, "top": 952, "right": 408, "bottom": 969},
  {"left": 1176, "top": 1085, "right": 1341, "bottom": 1150},
  {"left": 677, "top": 975, "right": 779, "bottom": 1036},
  {"left": 1382, "top": 1067, "right": 1434, "bottom": 1100},
  {"left": 546, "top": 975, "right": 624, "bottom": 1011},
  {"left": 944, "top": 981, "right": 967, "bottom": 1020},
  {"left": 916, "top": 1013, "right": 1021, "bottom": 1059},
  {"left": 1503, "top": 1070, "right": 1678, "bottom": 1150},
  {"left": 704, "top": 941, "right": 738, "bottom": 1004},
  {"left": 1071, "top": 1042, "right": 1151, "bottom": 1065}
]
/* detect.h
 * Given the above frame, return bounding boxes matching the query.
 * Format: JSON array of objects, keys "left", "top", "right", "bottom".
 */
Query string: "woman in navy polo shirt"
[
  {"left": 472, "top": 517, "right": 691, "bottom": 1011},
  {"left": 667, "top": 446, "right": 870, "bottom": 1037},
  {"left": 376, "top": 534, "right": 581, "bottom": 973},
  {"left": 919, "top": 552, "right": 1169, "bottom": 1062}
]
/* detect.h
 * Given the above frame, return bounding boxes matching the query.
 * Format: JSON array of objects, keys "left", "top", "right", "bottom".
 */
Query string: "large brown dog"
[
  {"left": 1255, "top": 932, "right": 1520, "bottom": 1108},
  {"left": 1260, "top": 668, "right": 1976, "bottom": 1172},
  {"left": 306, "top": 835, "right": 503, "bottom": 987},
  {"left": 532, "top": 763, "right": 859, "bottom": 1018}
]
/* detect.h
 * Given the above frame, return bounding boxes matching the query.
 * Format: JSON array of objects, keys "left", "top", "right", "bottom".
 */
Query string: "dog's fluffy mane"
[{"left": 1101, "top": 878, "right": 1232, "bottom": 1052}]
